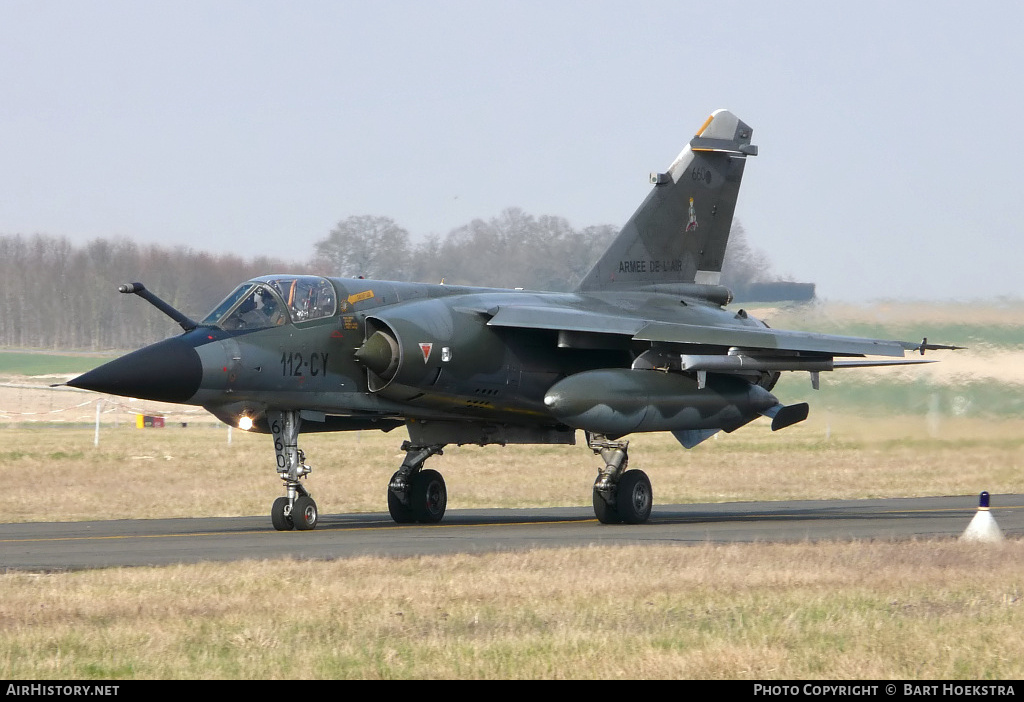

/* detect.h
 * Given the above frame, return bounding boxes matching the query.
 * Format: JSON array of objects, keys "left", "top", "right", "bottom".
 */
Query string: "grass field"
[
  {"left": 2, "top": 415, "right": 1024, "bottom": 522},
  {"left": 0, "top": 350, "right": 112, "bottom": 376},
  {"left": 3, "top": 542, "right": 1023, "bottom": 679},
  {"left": 1, "top": 301, "right": 1023, "bottom": 679}
]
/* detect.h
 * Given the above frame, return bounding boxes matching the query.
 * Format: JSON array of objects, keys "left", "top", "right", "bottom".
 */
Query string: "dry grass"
[
  {"left": 1, "top": 541, "right": 1022, "bottom": 679},
  {"left": 2, "top": 414, "right": 1023, "bottom": 523}
]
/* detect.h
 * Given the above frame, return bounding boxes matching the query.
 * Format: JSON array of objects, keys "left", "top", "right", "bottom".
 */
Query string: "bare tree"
[
  {"left": 423, "top": 208, "right": 616, "bottom": 291},
  {"left": 0, "top": 212, "right": 795, "bottom": 350},
  {"left": 0, "top": 233, "right": 310, "bottom": 349},
  {"left": 721, "top": 221, "right": 774, "bottom": 297},
  {"left": 313, "top": 215, "right": 411, "bottom": 279}
]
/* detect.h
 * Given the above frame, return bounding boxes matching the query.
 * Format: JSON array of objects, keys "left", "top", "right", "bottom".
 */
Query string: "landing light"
[{"left": 238, "top": 416, "right": 254, "bottom": 431}]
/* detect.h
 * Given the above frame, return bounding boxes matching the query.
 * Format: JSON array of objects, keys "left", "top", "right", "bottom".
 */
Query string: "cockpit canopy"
[{"left": 202, "top": 276, "right": 337, "bottom": 330}]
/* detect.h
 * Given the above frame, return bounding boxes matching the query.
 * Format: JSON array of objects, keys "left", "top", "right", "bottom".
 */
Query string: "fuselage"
[{"left": 68, "top": 274, "right": 778, "bottom": 436}]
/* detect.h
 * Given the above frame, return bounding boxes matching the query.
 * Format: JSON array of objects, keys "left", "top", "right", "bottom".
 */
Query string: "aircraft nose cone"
[{"left": 67, "top": 337, "right": 202, "bottom": 403}]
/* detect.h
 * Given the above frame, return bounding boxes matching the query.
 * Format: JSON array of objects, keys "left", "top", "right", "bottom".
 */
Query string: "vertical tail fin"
[{"left": 576, "top": 109, "right": 756, "bottom": 292}]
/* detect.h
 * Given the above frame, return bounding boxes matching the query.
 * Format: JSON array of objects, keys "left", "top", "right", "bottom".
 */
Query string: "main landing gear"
[
  {"left": 588, "top": 433, "right": 652, "bottom": 525},
  {"left": 268, "top": 410, "right": 319, "bottom": 531},
  {"left": 387, "top": 441, "right": 448, "bottom": 524}
]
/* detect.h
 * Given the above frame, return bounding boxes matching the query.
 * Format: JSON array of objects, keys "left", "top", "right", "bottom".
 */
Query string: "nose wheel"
[
  {"left": 270, "top": 486, "right": 319, "bottom": 531},
  {"left": 291, "top": 495, "right": 319, "bottom": 530},
  {"left": 271, "top": 497, "right": 292, "bottom": 531}
]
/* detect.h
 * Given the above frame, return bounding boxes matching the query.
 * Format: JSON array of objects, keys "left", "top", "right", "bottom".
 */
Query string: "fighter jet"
[{"left": 68, "top": 109, "right": 957, "bottom": 530}]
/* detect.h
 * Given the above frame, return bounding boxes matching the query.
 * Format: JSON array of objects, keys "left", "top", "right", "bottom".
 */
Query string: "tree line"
[{"left": 0, "top": 208, "right": 792, "bottom": 350}]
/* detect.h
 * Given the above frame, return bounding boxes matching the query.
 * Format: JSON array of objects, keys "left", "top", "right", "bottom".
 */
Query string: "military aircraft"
[{"left": 67, "top": 109, "right": 958, "bottom": 530}]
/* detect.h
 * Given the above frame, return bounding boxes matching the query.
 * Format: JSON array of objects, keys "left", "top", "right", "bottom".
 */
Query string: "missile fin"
[
  {"left": 671, "top": 428, "right": 720, "bottom": 449},
  {"left": 761, "top": 402, "right": 809, "bottom": 431}
]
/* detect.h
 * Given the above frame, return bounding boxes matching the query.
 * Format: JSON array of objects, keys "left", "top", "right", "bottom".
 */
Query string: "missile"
[{"left": 543, "top": 368, "right": 793, "bottom": 435}]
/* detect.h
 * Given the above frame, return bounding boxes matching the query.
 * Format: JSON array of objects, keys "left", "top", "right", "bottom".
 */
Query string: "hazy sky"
[{"left": 2, "top": 1, "right": 1021, "bottom": 301}]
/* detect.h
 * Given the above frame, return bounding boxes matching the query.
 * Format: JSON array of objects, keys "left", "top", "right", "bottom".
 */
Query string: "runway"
[{"left": 2, "top": 494, "right": 1022, "bottom": 571}]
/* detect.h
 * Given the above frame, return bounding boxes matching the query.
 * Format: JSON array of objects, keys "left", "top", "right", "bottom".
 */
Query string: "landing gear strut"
[
  {"left": 268, "top": 410, "right": 318, "bottom": 531},
  {"left": 388, "top": 441, "right": 448, "bottom": 524},
  {"left": 588, "top": 432, "right": 652, "bottom": 525}
]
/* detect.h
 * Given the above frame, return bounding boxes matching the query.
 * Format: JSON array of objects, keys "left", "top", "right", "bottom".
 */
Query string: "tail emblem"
[{"left": 685, "top": 197, "right": 699, "bottom": 232}]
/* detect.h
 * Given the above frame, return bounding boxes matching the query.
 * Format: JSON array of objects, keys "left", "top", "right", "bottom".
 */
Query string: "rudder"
[{"left": 576, "top": 109, "right": 756, "bottom": 292}]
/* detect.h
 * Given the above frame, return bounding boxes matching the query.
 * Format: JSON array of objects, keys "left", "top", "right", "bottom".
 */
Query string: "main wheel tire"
[
  {"left": 388, "top": 487, "right": 417, "bottom": 524},
  {"left": 292, "top": 495, "right": 319, "bottom": 531},
  {"left": 617, "top": 470, "right": 652, "bottom": 524},
  {"left": 592, "top": 485, "right": 622, "bottom": 524},
  {"left": 410, "top": 469, "right": 447, "bottom": 523},
  {"left": 271, "top": 496, "right": 294, "bottom": 531}
]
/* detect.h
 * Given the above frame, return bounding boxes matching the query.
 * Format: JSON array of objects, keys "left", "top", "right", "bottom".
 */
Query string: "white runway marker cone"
[{"left": 961, "top": 491, "right": 1004, "bottom": 543}]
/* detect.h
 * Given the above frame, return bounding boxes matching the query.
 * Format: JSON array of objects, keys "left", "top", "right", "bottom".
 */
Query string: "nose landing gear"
[{"left": 268, "top": 410, "right": 318, "bottom": 531}]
